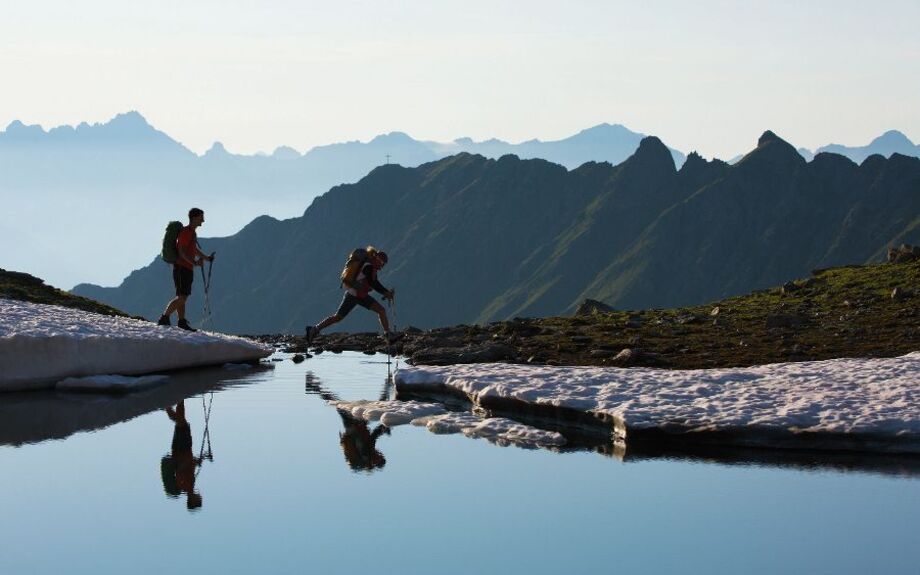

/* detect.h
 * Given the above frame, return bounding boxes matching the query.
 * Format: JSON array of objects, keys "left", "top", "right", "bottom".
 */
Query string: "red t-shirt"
[{"left": 176, "top": 227, "right": 197, "bottom": 270}]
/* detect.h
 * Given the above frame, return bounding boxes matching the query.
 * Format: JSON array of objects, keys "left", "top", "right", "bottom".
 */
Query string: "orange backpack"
[{"left": 340, "top": 246, "right": 378, "bottom": 287}]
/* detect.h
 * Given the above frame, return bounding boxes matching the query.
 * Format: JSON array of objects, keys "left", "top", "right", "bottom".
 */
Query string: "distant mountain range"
[
  {"left": 800, "top": 130, "right": 920, "bottom": 163},
  {"left": 0, "top": 112, "right": 684, "bottom": 288},
  {"left": 73, "top": 131, "right": 920, "bottom": 334}
]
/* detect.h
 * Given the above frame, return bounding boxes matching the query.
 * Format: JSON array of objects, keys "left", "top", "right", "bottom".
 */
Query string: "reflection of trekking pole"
[
  {"left": 199, "top": 253, "right": 215, "bottom": 330},
  {"left": 195, "top": 393, "right": 215, "bottom": 480}
]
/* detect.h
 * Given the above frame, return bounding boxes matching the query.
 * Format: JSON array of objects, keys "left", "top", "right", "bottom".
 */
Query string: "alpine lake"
[{"left": 2, "top": 351, "right": 918, "bottom": 574}]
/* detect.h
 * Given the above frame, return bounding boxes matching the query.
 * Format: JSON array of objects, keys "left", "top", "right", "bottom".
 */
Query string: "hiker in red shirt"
[{"left": 158, "top": 208, "right": 214, "bottom": 332}]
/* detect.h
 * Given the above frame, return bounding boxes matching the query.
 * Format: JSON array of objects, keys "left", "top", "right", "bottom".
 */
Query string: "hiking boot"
[
  {"left": 157, "top": 315, "right": 171, "bottom": 327},
  {"left": 305, "top": 325, "right": 317, "bottom": 344},
  {"left": 177, "top": 318, "right": 197, "bottom": 332}
]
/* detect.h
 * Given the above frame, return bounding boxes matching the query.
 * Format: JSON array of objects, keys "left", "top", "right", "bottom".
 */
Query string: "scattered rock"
[
  {"left": 625, "top": 315, "right": 643, "bottom": 328},
  {"left": 765, "top": 313, "right": 808, "bottom": 329},
  {"left": 589, "top": 349, "right": 617, "bottom": 358},
  {"left": 574, "top": 299, "right": 616, "bottom": 316},
  {"left": 710, "top": 306, "right": 720, "bottom": 316},
  {"left": 781, "top": 281, "right": 799, "bottom": 295},
  {"left": 412, "top": 343, "right": 516, "bottom": 365},
  {"left": 888, "top": 244, "right": 920, "bottom": 263},
  {"left": 610, "top": 348, "right": 640, "bottom": 366},
  {"left": 292, "top": 354, "right": 306, "bottom": 363},
  {"left": 891, "top": 287, "right": 912, "bottom": 301}
]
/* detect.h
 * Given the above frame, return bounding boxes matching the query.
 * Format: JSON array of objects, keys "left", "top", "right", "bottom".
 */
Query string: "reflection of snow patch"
[
  {"left": 56, "top": 374, "right": 169, "bottom": 393},
  {"left": 462, "top": 417, "right": 566, "bottom": 447},
  {"left": 415, "top": 412, "right": 566, "bottom": 447},
  {"left": 335, "top": 400, "right": 567, "bottom": 448},
  {"left": 332, "top": 400, "right": 447, "bottom": 426},
  {"left": 0, "top": 299, "right": 271, "bottom": 391}
]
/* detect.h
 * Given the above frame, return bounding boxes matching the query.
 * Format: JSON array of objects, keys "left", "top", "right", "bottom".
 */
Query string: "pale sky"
[{"left": 1, "top": 0, "right": 918, "bottom": 160}]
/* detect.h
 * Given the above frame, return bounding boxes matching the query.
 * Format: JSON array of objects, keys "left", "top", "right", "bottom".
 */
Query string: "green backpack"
[{"left": 161, "top": 221, "right": 184, "bottom": 264}]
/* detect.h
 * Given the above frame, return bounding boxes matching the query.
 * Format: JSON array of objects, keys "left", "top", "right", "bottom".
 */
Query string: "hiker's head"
[
  {"left": 374, "top": 251, "right": 388, "bottom": 269},
  {"left": 188, "top": 208, "right": 205, "bottom": 227}
]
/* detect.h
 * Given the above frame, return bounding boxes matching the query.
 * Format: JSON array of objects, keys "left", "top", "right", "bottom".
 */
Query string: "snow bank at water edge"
[
  {"left": 395, "top": 354, "right": 920, "bottom": 454},
  {"left": 0, "top": 299, "right": 271, "bottom": 391}
]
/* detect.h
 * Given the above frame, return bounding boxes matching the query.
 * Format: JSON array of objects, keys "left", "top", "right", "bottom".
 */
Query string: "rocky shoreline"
[{"left": 255, "top": 256, "right": 920, "bottom": 370}]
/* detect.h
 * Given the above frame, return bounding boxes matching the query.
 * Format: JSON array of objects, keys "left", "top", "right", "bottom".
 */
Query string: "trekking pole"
[{"left": 387, "top": 292, "right": 400, "bottom": 372}]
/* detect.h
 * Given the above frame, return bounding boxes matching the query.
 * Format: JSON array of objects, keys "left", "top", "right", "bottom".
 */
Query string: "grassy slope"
[
  {"left": 0, "top": 268, "right": 128, "bottom": 317},
  {"left": 512, "top": 259, "right": 920, "bottom": 368}
]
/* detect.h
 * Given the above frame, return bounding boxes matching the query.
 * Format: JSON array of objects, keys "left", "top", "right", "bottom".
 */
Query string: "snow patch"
[
  {"left": 0, "top": 299, "right": 271, "bottom": 391},
  {"left": 396, "top": 354, "right": 920, "bottom": 452}
]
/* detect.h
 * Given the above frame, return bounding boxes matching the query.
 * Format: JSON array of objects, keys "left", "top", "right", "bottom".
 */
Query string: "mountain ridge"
[{"left": 72, "top": 131, "right": 920, "bottom": 334}]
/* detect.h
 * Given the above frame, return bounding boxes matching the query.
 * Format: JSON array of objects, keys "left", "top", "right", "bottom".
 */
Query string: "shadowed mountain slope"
[{"left": 73, "top": 132, "right": 920, "bottom": 334}]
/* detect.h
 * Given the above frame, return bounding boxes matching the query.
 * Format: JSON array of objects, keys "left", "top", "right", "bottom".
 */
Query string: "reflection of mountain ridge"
[{"left": 0, "top": 365, "right": 272, "bottom": 447}]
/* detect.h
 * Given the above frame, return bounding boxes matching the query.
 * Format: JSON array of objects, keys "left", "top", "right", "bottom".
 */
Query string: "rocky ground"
[{"left": 256, "top": 252, "right": 920, "bottom": 369}]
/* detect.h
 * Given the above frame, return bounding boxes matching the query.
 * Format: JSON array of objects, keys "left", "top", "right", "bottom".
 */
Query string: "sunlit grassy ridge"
[
  {"left": 1, "top": 269, "right": 127, "bottom": 317},
  {"left": 513, "top": 259, "right": 920, "bottom": 368}
]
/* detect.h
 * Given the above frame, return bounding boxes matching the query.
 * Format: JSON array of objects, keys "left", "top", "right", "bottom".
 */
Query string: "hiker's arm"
[
  {"left": 194, "top": 245, "right": 214, "bottom": 262},
  {"left": 369, "top": 275, "right": 390, "bottom": 297},
  {"left": 178, "top": 243, "right": 198, "bottom": 267}
]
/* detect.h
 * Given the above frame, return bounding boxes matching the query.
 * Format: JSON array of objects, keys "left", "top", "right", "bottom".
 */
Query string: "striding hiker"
[
  {"left": 305, "top": 246, "right": 395, "bottom": 343},
  {"left": 158, "top": 207, "right": 214, "bottom": 332}
]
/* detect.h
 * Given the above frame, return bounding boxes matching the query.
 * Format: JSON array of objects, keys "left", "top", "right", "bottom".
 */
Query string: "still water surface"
[{"left": 1, "top": 352, "right": 918, "bottom": 574}]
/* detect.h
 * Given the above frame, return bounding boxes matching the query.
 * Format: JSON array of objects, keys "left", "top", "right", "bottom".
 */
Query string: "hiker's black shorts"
[
  {"left": 336, "top": 293, "right": 378, "bottom": 318},
  {"left": 173, "top": 266, "right": 194, "bottom": 297}
]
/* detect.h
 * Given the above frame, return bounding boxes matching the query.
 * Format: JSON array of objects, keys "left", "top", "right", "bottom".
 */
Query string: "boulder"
[
  {"left": 610, "top": 348, "right": 641, "bottom": 366},
  {"left": 888, "top": 244, "right": 920, "bottom": 263},
  {"left": 574, "top": 299, "right": 616, "bottom": 316}
]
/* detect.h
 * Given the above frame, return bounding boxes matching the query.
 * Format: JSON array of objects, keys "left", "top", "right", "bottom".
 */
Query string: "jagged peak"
[
  {"left": 107, "top": 110, "right": 150, "bottom": 127},
  {"left": 757, "top": 130, "right": 785, "bottom": 147},
  {"left": 870, "top": 130, "right": 914, "bottom": 147},
  {"left": 272, "top": 145, "right": 301, "bottom": 159},
  {"left": 370, "top": 131, "right": 414, "bottom": 144},
  {"left": 204, "top": 141, "right": 228, "bottom": 156},
  {"left": 3, "top": 119, "right": 44, "bottom": 135},
  {"left": 576, "top": 122, "right": 629, "bottom": 136}
]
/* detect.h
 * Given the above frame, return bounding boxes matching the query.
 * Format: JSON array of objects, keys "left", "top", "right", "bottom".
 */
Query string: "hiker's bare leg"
[
  {"left": 315, "top": 314, "right": 343, "bottom": 333},
  {"left": 371, "top": 303, "right": 390, "bottom": 333},
  {"left": 176, "top": 295, "right": 188, "bottom": 320},
  {"left": 162, "top": 295, "right": 185, "bottom": 318}
]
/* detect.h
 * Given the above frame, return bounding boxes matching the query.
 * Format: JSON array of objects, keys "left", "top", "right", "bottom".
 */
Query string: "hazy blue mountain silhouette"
[
  {"left": 812, "top": 130, "right": 920, "bottom": 164},
  {"left": 73, "top": 132, "right": 920, "bottom": 334},
  {"left": 0, "top": 112, "right": 682, "bottom": 288}
]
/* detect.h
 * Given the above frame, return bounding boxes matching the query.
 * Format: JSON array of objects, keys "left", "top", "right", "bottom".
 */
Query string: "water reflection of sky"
[{"left": 1, "top": 352, "right": 918, "bottom": 574}]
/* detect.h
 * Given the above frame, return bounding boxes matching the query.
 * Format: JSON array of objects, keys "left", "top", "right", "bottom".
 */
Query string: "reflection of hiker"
[
  {"left": 161, "top": 400, "right": 204, "bottom": 510},
  {"left": 304, "top": 374, "right": 391, "bottom": 472},
  {"left": 305, "top": 246, "right": 395, "bottom": 343},
  {"left": 338, "top": 409, "right": 389, "bottom": 471},
  {"left": 158, "top": 208, "right": 214, "bottom": 332}
]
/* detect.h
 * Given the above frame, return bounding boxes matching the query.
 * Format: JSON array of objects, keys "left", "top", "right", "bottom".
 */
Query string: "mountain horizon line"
[{"left": 3, "top": 110, "right": 917, "bottom": 164}]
